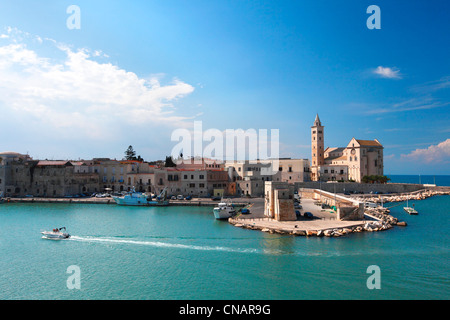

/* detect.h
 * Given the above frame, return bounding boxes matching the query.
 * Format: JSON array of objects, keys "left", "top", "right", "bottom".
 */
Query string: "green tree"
[
  {"left": 124, "top": 145, "right": 137, "bottom": 160},
  {"left": 164, "top": 156, "right": 177, "bottom": 167},
  {"left": 362, "top": 175, "right": 391, "bottom": 184}
]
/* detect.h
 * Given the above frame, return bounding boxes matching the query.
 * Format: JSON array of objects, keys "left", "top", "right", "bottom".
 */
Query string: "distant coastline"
[{"left": 387, "top": 175, "right": 450, "bottom": 187}]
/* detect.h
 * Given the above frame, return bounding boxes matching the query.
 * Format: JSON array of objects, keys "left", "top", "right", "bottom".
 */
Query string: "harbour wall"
[
  {"left": 1, "top": 197, "right": 249, "bottom": 207},
  {"left": 294, "top": 182, "right": 431, "bottom": 194}
]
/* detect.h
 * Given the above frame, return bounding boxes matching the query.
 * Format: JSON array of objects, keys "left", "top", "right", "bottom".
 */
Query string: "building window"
[
  {"left": 199, "top": 175, "right": 204, "bottom": 179},
  {"left": 184, "top": 175, "right": 188, "bottom": 179}
]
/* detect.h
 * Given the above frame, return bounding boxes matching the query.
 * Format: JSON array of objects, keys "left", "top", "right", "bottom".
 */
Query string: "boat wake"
[{"left": 68, "top": 235, "right": 260, "bottom": 254}]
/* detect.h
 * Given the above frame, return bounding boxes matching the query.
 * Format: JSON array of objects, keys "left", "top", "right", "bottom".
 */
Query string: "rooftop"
[{"left": 356, "top": 139, "right": 383, "bottom": 147}]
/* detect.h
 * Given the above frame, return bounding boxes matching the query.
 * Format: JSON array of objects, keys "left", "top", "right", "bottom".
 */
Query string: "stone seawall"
[
  {"left": 295, "top": 182, "right": 428, "bottom": 194},
  {"left": 1, "top": 197, "right": 249, "bottom": 207},
  {"left": 228, "top": 217, "right": 398, "bottom": 237},
  {"left": 352, "top": 188, "right": 450, "bottom": 204}
]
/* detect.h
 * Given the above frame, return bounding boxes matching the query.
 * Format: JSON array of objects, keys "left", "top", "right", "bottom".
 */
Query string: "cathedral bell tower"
[{"left": 311, "top": 114, "right": 324, "bottom": 181}]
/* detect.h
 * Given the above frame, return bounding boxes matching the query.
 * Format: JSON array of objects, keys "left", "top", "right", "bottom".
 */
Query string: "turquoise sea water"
[{"left": 0, "top": 195, "right": 449, "bottom": 300}]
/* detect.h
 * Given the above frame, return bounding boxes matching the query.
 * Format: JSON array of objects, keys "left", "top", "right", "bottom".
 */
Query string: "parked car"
[
  {"left": 177, "top": 195, "right": 183, "bottom": 200},
  {"left": 241, "top": 208, "right": 250, "bottom": 214},
  {"left": 185, "top": 195, "right": 192, "bottom": 200},
  {"left": 211, "top": 196, "right": 221, "bottom": 201},
  {"left": 170, "top": 196, "right": 177, "bottom": 200},
  {"left": 303, "top": 212, "right": 314, "bottom": 219}
]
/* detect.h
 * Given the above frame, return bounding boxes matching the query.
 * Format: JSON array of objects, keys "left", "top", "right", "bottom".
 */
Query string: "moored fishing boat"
[
  {"left": 112, "top": 187, "right": 169, "bottom": 206},
  {"left": 213, "top": 199, "right": 236, "bottom": 220}
]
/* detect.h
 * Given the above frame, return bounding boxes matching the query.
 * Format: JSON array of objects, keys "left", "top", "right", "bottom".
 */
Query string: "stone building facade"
[
  {"left": 264, "top": 181, "right": 296, "bottom": 221},
  {"left": 310, "top": 115, "right": 384, "bottom": 182},
  {"left": 225, "top": 159, "right": 310, "bottom": 197},
  {"left": 0, "top": 154, "right": 99, "bottom": 197}
]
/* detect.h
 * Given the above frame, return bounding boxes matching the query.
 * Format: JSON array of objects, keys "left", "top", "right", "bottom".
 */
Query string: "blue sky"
[{"left": 0, "top": 0, "right": 448, "bottom": 174}]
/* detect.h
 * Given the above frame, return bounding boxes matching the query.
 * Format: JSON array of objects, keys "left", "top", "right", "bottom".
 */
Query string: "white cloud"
[
  {"left": 412, "top": 76, "right": 450, "bottom": 93},
  {"left": 365, "top": 97, "right": 449, "bottom": 115},
  {"left": 0, "top": 27, "right": 195, "bottom": 141},
  {"left": 373, "top": 66, "right": 402, "bottom": 79},
  {"left": 402, "top": 139, "right": 450, "bottom": 164}
]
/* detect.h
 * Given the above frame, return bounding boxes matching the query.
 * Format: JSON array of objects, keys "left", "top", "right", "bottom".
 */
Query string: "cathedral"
[{"left": 310, "top": 114, "right": 384, "bottom": 182}]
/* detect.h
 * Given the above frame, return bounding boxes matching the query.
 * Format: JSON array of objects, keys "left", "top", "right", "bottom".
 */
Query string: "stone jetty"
[
  {"left": 228, "top": 197, "right": 411, "bottom": 238},
  {"left": 352, "top": 188, "right": 450, "bottom": 204},
  {"left": 228, "top": 217, "right": 397, "bottom": 237}
]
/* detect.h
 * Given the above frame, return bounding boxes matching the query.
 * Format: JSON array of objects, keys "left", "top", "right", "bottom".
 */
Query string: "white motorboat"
[
  {"left": 112, "top": 187, "right": 169, "bottom": 206},
  {"left": 41, "top": 227, "right": 70, "bottom": 240},
  {"left": 213, "top": 199, "right": 236, "bottom": 220}
]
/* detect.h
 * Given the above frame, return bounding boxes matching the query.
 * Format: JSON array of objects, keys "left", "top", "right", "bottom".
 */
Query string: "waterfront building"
[
  {"left": 310, "top": 115, "right": 384, "bottom": 182},
  {"left": 225, "top": 158, "right": 310, "bottom": 197},
  {"left": 91, "top": 158, "right": 156, "bottom": 193},
  {"left": 0, "top": 152, "right": 33, "bottom": 197},
  {"left": 0, "top": 155, "right": 99, "bottom": 197}
]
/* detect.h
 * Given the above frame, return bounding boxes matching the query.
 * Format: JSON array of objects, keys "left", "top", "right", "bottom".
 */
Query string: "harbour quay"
[
  {"left": 228, "top": 182, "right": 409, "bottom": 237},
  {"left": 3, "top": 195, "right": 251, "bottom": 208},
  {"left": 229, "top": 198, "right": 368, "bottom": 237}
]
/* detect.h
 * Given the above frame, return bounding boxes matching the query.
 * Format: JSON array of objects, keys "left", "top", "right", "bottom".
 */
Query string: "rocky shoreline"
[
  {"left": 352, "top": 189, "right": 450, "bottom": 204},
  {"left": 228, "top": 218, "right": 403, "bottom": 237}
]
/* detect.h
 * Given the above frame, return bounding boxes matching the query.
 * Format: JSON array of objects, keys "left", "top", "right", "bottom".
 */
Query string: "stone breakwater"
[
  {"left": 229, "top": 217, "right": 404, "bottom": 239},
  {"left": 228, "top": 204, "right": 407, "bottom": 237},
  {"left": 364, "top": 206, "right": 406, "bottom": 226},
  {"left": 352, "top": 189, "right": 450, "bottom": 204},
  {"left": 228, "top": 219, "right": 398, "bottom": 237}
]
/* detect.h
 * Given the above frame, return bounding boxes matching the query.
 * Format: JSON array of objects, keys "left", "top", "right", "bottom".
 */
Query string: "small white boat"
[
  {"left": 213, "top": 199, "right": 236, "bottom": 220},
  {"left": 41, "top": 227, "right": 70, "bottom": 240}
]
